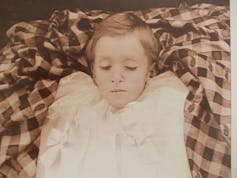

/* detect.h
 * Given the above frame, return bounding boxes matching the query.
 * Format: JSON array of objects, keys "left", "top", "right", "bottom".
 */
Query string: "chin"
[{"left": 110, "top": 100, "right": 128, "bottom": 110}]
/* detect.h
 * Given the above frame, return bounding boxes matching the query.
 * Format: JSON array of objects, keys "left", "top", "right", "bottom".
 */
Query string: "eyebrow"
[
  {"left": 97, "top": 57, "right": 111, "bottom": 62},
  {"left": 96, "top": 56, "right": 138, "bottom": 63},
  {"left": 123, "top": 57, "right": 137, "bottom": 63}
]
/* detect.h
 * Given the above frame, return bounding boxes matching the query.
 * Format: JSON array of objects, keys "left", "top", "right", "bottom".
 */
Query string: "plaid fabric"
[{"left": 0, "top": 3, "right": 230, "bottom": 178}]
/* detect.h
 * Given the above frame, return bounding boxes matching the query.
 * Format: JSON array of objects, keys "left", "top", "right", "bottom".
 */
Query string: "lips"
[{"left": 111, "top": 89, "right": 126, "bottom": 93}]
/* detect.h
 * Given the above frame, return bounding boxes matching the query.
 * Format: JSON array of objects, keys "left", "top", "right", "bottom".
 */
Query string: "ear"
[
  {"left": 147, "top": 62, "right": 156, "bottom": 78},
  {"left": 91, "top": 64, "right": 98, "bottom": 85},
  {"left": 90, "top": 62, "right": 95, "bottom": 77}
]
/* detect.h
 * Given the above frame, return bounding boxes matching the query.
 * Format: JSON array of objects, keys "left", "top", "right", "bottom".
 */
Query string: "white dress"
[{"left": 36, "top": 71, "right": 192, "bottom": 178}]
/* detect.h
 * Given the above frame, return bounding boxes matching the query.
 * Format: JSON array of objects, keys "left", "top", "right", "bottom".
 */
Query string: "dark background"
[{"left": 0, "top": 0, "right": 229, "bottom": 48}]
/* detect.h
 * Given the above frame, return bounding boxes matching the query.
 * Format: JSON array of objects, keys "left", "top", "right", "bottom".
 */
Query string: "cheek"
[
  {"left": 129, "top": 69, "right": 149, "bottom": 83},
  {"left": 131, "top": 78, "right": 147, "bottom": 91},
  {"left": 133, "top": 70, "right": 150, "bottom": 86},
  {"left": 93, "top": 71, "right": 109, "bottom": 92}
]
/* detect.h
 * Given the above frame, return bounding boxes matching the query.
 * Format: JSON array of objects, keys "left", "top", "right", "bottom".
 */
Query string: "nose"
[{"left": 111, "top": 66, "right": 124, "bottom": 83}]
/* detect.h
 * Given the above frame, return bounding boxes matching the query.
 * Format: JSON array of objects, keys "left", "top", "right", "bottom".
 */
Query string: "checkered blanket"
[{"left": 0, "top": 3, "right": 230, "bottom": 178}]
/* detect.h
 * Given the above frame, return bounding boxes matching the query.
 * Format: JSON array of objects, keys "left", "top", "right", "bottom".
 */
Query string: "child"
[{"left": 36, "top": 13, "right": 192, "bottom": 178}]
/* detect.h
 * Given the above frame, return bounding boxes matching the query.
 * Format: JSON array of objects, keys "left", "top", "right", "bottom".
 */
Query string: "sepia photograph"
[{"left": 0, "top": 0, "right": 232, "bottom": 177}]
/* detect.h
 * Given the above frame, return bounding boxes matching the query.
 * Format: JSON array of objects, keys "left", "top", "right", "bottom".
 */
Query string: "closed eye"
[
  {"left": 100, "top": 66, "right": 112, "bottom": 70},
  {"left": 125, "top": 66, "right": 137, "bottom": 71}
]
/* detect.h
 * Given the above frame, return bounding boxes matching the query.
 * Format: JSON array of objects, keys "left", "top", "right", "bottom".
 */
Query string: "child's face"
[{"left": 93, "top": 33, "right": 151, "bottom": 109}]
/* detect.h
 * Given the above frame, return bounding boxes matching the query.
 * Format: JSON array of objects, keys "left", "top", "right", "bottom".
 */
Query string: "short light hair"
[{"left": 86, "top": 12, "right": 159, "bottom": 67}]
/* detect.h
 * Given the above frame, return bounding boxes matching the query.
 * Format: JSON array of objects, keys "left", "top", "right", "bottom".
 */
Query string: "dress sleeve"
[
  {"left": 143, "top": 71, "right": 192, "bottom": 178},
  {"left": 36, "top": 71, "right": 101, "bottom": 178}
]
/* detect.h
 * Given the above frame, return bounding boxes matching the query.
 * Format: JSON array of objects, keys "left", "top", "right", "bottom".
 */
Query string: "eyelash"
[
  {"left": 99, "top": 66, "right": 137, "bottom": 71},
  {"left": 100, "top": 66, "right": 112, "bottom": 70},
  {"left": 125, "top": 66, "right": 137, "bottom": 71}
]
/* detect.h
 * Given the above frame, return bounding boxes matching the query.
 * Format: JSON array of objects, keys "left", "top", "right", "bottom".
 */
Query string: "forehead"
[{"left": 94, "top": 33, "right": 149, "bottom": 63}]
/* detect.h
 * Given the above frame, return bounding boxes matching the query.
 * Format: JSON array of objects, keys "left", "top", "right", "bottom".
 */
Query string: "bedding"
[
  {"left": 0, "top": 3, "right": 230, "bottom": 178},
  {"left": 37, "top": 71, "right": 191, "bottom": 178}
]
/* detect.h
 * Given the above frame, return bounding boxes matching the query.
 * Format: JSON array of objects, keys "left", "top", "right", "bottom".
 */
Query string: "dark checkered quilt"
[{"left": 0, "top": 3, "right": 230, "bottom": 178}]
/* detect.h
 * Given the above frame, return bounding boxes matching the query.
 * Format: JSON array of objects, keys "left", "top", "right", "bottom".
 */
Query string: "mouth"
[{"left": 110, "top": 89, "right": 126, "bottom": 93}]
